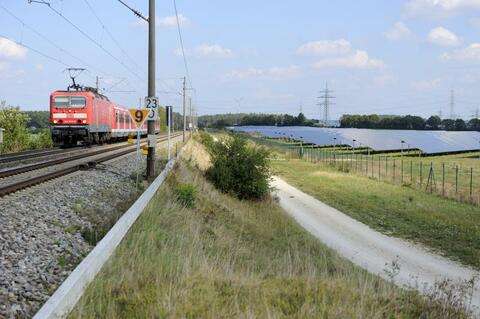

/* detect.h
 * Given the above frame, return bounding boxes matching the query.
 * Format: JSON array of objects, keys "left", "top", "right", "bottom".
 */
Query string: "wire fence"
[{"left": 251, "top": 136, "right": 479, "bottom": 206}]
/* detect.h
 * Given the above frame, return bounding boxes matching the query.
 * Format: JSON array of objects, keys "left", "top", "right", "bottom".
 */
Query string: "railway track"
[
  {"left": 0, "top": 147, "right": 69, "bottom": 164},
  {"left": 0, "top": 133, "right": 181, "bottom": 197}
]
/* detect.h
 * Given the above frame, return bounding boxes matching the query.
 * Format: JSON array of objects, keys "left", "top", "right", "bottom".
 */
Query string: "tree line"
[
  {"left": 340, "top": 114, "right": 480, "bottom": 131},
  {"left": 199, "top": 113, "right": 317, "bottom": 128}
]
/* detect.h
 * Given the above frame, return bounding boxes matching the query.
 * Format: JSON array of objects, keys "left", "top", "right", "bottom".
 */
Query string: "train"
[{"left": 50, "top": 86, "right": 159, "bottom": 146}]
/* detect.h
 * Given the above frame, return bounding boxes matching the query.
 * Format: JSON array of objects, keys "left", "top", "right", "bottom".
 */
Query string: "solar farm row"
[{"left": 231, "top": 126, "right": 480, "bottom": 154}]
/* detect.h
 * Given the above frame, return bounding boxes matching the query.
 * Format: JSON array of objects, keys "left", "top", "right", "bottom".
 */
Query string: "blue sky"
[{"left": 1, "top": 0, "right": 480, "bottom": 121}]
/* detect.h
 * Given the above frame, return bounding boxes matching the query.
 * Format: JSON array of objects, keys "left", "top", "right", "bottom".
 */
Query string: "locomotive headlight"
[
  {"left": 82, "top": 120, "right": 87, "bottom": 124},
  {"left": 53, "top": 120, "right": 58, "bottom": 124}
]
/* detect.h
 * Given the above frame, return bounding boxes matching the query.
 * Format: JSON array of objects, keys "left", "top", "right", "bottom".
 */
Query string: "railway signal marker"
[
  {"left": 128, "top": 109, "right": 149, "bottom": 128},
  {"left": 145, "top": 97, "right": 159, "bottom": 121}
]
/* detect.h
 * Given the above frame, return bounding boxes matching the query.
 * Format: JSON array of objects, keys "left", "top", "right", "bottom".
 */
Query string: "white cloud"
[
  {"left": 428, "top": 27, "right": 461, "bottom": 46},
  {"left": 35, "top": 64, "right": 44, "bottom": 71},
  {"left": 441, "top": 43, "right": 480, "bottom": 63},
  {"left": 0, "top": 37, "right": 27, "bottom": 59},
  {"left": 157, "top": 14, "right": 190, "bottom": 28},
  {"left": 176, "top": 44, "right": 232, "bottom": 58},
  {"left": 406, "top": 0, "right": 480, "bottom": 17},
  {"left": 385, "top": 22, "right": 413, "bottom": 40},
  {"left": 312, "top": 50, "right": 384, "bottom": 69},
  {"left": 411, "top": 78, "right": 441, "bottom": 90},
  {"left": 470, "top": 17, "right": 480, "bottom": 28},
  {"left": 373, "top": 74, "right": 395, "bottom": 86},
  {"left": 254, "top": 88, "right": 295, "bottom": 100},
  {"left": 225, "top": 66, "right": 301, "bottom": 80},
  {"left": 297, "top": 40, "right": 351, "bottom": 56}
]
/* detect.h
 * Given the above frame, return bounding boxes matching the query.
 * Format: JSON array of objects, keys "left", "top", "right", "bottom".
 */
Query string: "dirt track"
[{"left": 272, "top": 176, "right": 480, "bottom": 316}]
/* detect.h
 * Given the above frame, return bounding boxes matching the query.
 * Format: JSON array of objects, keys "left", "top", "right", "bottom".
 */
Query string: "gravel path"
[
  {"left": 0, "top": 138, "right": 180, "bottom": 319},
  {"left": 272, "top": 176, "right": 480, "bottom": 317}
]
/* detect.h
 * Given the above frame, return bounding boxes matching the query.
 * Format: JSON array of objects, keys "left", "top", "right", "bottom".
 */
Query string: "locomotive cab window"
[
  {"left": 53, "top": 96, "right": 69, "bottom": 108},
  {"left": 70, "top": 97, "right": 87, "bottom": 108},
  {"left": 54, "top": 96, "right": 87, "bottom": 108}
]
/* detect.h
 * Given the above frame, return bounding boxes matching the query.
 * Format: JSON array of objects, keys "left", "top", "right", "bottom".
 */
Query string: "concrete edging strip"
[{"left": 33, "top": 158, "right": 178, "bottom": 319}]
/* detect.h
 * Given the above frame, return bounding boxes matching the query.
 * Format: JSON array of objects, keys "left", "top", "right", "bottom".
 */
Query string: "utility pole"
[
  {"left": 317, "top": 82, "right": 335, "bottom": 126},
  {"left": 182, "top": 76, "right": 186, "bottom": 142},
  {"left": 450, "top": 89, "right": 455, "bottom": 119},
  {"left": 189, "top": 97, "right": 192, "bottom": 138},
  {"left": 96, "top": 76, "right": 100, "bottom": 92},
  {"left": 146, "top": 0, "right": 156, "bottom": 179}
]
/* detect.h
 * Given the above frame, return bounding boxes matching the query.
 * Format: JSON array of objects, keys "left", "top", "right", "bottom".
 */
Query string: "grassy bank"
[
  {"left": 69, "top": 140, "right": 468, "bottom": 318},
  {"left": 272, "top": 156, "right": 480, "bottom": 269}
]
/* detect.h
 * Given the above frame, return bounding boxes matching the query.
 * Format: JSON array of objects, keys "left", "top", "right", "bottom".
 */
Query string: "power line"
[
  {"left": 0, "top": 33, "right": 73, "bottom": 69},
  {"left": 0, "top": 3, "right": 108, "bottom": 76},
  {"left": 317, "top": 82, "right": 335, "bottom": 125},
  {"left": 173, "top": 0, "right": 192, "bottom": 89},
  {"left": 31, "top": 0, "right": 144, "bottom": 81},
  {"left": 82, "top": 0, "right": 146, "bottom": 75}
]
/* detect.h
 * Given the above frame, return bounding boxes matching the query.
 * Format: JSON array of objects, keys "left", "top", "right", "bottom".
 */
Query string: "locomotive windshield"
[{"left": 54, "top": 96, "right": 86, "bottom": 108}]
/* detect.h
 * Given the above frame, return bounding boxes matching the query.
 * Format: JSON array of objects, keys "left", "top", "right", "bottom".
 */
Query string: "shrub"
[
  {"left": 0, "top": 105, "right": 30, "bottom": 153},
  {"left": 204, "top": 133, "right": 271, "bottom": 200},
  {"left": 175, "top": 183, "right": 197, "bottom": 208}
]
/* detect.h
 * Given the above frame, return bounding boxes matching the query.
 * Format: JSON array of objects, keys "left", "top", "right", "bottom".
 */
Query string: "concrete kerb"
[{"left": 33, "top": 156, "right": 179, "bottom": 319}]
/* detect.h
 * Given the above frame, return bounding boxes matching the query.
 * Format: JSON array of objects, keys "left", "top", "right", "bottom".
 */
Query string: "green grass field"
[
  {"left": 69, "top": 140, "right": 468, "bottom": 318},
  {"left": 272, "top": 155, "right": 480, "bottom": 269},
  {"left": 257, "top": 137, "right": 480, "bottom": 204}
]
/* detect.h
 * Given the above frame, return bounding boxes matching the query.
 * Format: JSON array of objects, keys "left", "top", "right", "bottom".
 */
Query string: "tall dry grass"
[{"left": 69, "top": 140, "right": 470, "bottom": 318}]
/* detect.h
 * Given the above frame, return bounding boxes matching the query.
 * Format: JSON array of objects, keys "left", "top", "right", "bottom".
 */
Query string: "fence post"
[
  {"left": 442, "top": 163, "right": 445, "bottom": 196},
  {"left": 371, "top": 156, "right": 374, "bottom": 178},
  {"left": 401, "top": 160, "right": 404, "bottom": 184},
  {"left": 410, "top": 160, "right": 413, "bottom": 185},
  {"left": 393, "top": 159, "right": 396, "bottom": 183},
  {"left": 455, "top": 165, "right": 459, "bottom": 195},
  {"left": 385, "top": 157, "right": 388, "bottom": 180},
  {"left": 470, "top": 167, "right": 473, "bottom": 202},
  {"left": 420, "top": 162, "right": 423, "bottom": 189},
  {"left": 378, "top": 157, "right": 381, "bottom": 180}
]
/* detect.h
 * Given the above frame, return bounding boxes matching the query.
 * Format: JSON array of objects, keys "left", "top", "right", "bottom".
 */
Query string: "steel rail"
[{"left": 0, "top": 133, "right": 181, "bottom": 197}]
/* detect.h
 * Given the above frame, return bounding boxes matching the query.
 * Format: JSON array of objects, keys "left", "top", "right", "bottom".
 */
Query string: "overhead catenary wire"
[
  {"left": 35, "top": 0, "right": 145, "bottom": 82},
  {"left": 173, "top": 0, "right": 192, "bottom": 90},
  {"left": 81, "top": 0, "right": 146, "bottom": 76},
  {"left": 0, "top": 33, "right": 74, "bottom": 69},
  {"left": 0, "top": 3, "right": 107, "bottom": 76}
]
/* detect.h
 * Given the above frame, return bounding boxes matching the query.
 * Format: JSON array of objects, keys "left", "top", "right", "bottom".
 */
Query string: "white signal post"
[{"left": 129, "top": 108, "right": 149, "bottom": 188}]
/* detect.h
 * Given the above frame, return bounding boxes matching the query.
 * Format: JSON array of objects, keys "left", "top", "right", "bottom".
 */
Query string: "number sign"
[
  {"left": 145, "top": 97, "right": 159, "bottom": 121},
  {"left": 128, "top": 109, "right": 150, "bottom": 128}
]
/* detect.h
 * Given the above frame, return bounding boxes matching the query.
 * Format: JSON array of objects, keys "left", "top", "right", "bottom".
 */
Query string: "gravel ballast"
[{"left": 0, "top": 139, "right": 178, "bottom": 319}]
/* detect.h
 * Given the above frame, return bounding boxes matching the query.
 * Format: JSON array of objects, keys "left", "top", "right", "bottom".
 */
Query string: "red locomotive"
[{"left": 50, "top": 85, "right": 157, "bottom": 146}]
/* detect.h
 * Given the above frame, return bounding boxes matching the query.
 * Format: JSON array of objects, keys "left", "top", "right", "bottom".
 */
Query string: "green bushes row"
[
  {"left": 200, "top": 132, "right": 272, "bottom": 200},
  {"left": 0, "top": 106, "right": 53, "bottom": 153}
]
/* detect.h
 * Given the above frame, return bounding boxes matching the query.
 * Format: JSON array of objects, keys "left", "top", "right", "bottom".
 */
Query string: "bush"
[
  {"left": 175, "top": 183, "right": 197, "bottom": 208},
  {"left": 204, "top": 133, "right": 271, "bottom": 200},
  {"left": 0, "top": 105, "right": 30, "bottom": 153},
  {"left": 29, "top": 129, "right": 54, "bottom": 149}
]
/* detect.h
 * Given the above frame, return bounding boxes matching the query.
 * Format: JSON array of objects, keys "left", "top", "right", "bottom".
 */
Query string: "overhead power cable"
[
  {"left": 0, "top": 33, "right": 73, "bottom": 69},
  {"left": 34, "top": 0, "right": 144, "bottom": 81},
  {"left": 0, "top": 3, "right": 107, "bottom": 76},
  {"left": 82, "top": 0, "right": 146, "bottom": 76},
  {"left": 173, "top": 0, "right": 192, "bottom": 89}
]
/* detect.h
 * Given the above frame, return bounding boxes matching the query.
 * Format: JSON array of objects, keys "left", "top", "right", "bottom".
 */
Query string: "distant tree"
[
  {"left": 26, "top": 111, "right": 50, "bottom": 131},
  {"left": 441, "top": 119, "right": 455, "bottom": 131},
  {"left": 454, "top": 118, "right": 467, "bottom": 131},
  {"left": 0, "top": 106, "right": 30, "bottom": 152},
  {"left": 425, "top": 116, "right": 441, "bottom": 130},
  {"left": 467, "top": 118, "right": 480, "bottom": 131},
  {"left": 296, "top": 113, "right": 307, "bottom": 126}
]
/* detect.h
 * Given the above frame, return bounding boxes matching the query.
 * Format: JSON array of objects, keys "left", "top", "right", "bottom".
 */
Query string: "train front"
[{"left": 50, "top": 91, "right": 90, "bottom": 146}]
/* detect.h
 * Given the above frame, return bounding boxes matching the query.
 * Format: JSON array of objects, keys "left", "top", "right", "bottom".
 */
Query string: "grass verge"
[
  {"left": 272, "top": 156, "right": 480, "bottom": 269},
  {"left": 69, "top": 140, "right": 469, "bottom": 318}
]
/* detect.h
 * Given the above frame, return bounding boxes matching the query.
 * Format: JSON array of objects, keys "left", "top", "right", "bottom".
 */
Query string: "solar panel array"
[{"left": 231, "top": 126, "right": 480, "bottom": 154}]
